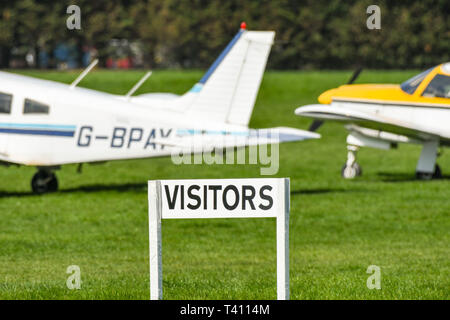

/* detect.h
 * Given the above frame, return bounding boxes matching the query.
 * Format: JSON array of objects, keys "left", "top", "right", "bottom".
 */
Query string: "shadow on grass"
[
  {"left": 2, "top": 183, "right": 364, "bottom": 198},
  {"left": 291, "top": 187, "right": 369, "bottom": 196},
  {"left": 0, "top": 182, "right": 147, "bottom": 198},
  {"left": 1, "top": 173, "right": 448, "bottom": 198},
  {"left": 377, "top": 171, "right": 450, "bottom": 182}
]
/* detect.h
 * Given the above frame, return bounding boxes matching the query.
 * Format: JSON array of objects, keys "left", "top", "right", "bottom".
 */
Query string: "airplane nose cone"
[{"left": 318, "top": 89, "right": 335, "bottom": 104}]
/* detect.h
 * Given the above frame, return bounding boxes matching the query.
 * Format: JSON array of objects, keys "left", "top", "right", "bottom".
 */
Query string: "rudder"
[{"left": 184, "top": 27, "right": 275, "bottom": 127}]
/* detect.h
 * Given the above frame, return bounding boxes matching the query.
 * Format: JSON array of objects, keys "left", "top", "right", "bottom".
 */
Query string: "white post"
[
  {"left": 148, "top": 178, "right": 290, "bottom": 300},
  {"left": 276, "top": 178, "right": 290, "bottom": 300},
  {"left": 148, "top": 181, "right": 163, "bottom": 300}
]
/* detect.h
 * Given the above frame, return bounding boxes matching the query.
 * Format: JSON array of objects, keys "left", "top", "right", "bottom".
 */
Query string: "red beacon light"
[{"left": 240, "top": 22, "right": 247, "bottom": 30}]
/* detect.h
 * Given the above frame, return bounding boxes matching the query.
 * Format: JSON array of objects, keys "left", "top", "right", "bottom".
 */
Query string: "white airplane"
[
  {"left": 0, "top": 25, "right": 319, "bottom": 193},
  {"left": 295, "top": 63, "right": 450, "bottom": 180}
]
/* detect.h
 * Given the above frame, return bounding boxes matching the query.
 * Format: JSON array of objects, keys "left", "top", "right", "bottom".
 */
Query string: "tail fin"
[{"left": 183, "top": 26, "right": 275, "bottom": 127}]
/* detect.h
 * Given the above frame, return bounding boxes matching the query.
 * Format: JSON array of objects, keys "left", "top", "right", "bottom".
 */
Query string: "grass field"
[{"left": 0, "top": 69, "right": 448, "bottom": 299}]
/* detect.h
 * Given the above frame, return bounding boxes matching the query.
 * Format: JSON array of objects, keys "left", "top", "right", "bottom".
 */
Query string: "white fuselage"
[
  {"left": 0, "top": 72, "right": 250, "bottom": 166},
  {"left": 332, "top": 100, "right": 450, "bottom": 144}
]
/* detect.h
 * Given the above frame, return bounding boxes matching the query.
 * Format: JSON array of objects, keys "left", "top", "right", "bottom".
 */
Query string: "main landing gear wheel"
[
  {"left": 341, "top": 162, "right": 362, "bottom": 179},
  {"left": 416, "top": 164, "right": 442, "bottom": 180},
  {"left": 31, "top": 171, "right": 58, "bottom": 194}
]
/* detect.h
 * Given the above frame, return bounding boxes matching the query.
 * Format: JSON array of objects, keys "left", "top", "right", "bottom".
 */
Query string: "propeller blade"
[
  {"left": 347, "top": 67, "right": 363, "bottom": 84},
  {"left": 307, "top": 66, "right": 363, "bottom": 132},
  {"left": 309, "top": 120, "right": 324, "bottom": 132}
]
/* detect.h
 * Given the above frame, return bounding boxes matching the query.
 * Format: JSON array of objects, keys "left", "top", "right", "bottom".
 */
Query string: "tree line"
[{"left": 0, "top": 0, "right": 448, "bottom": 69}]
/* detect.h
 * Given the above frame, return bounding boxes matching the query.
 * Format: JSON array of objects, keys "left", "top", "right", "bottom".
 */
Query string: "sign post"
[
  {"left": 148, "top": 178, "right": 290, "bottom": 300},
  {"left": 277, "top": 178, "right": 290, "bottom": 300},
  {"left": 148, "top": 180, "right": 163, "bottom": 300}
]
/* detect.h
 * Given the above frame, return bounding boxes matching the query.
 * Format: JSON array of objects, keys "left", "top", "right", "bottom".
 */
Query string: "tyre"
[
  {"left": 416, "top": 164, "right": 442, "bottom": 180},
  {"left": 433, "top": 164, "right": 442, "bottom": 179},
  {"left": 341, "top": 163, "right": 362, "bottom": 179},
  {"left": 31, "top": 171, "right": 58, "bottom": 194}
]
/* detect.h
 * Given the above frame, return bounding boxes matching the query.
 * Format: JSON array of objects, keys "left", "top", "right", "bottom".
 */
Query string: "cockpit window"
[
  {"left": 422, "top": 74, "right": 450, "bottom": 99},
  {"left": 23, "top": 99, "right": 49, "bottom": 114},
  {"left": 0, "top": 92, "right": 12, "bottom": 114},
  {"left": 400, "top": 68, "right": 433, "bottom": 94}
]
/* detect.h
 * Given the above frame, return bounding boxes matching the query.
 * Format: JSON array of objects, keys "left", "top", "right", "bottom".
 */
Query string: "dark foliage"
[{"left": 0, "top": 0, "right": 448, "bottom": 69}]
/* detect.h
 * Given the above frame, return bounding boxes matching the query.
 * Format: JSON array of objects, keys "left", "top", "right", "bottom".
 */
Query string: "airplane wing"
[
  {"left": 295, "top": 104, "right": 442, "bottom": 141},
  {"left": 152, "top": 127, "right": 320, "bottom": 150}
]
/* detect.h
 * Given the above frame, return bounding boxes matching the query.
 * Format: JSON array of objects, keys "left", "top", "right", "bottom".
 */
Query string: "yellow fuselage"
[{"left": 318, "top": 64, "right": 450, "bottom": 107}]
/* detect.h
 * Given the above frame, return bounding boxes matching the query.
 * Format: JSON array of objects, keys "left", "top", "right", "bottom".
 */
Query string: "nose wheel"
[
  {"left": 31, "top": 170, "right": 58, "bottom": 194},
  {"left": 342, "top": 162, "right": 362, "bottom": 179},
  {"left": 341, "top": 146, "right": 362, "bottom": 179}
]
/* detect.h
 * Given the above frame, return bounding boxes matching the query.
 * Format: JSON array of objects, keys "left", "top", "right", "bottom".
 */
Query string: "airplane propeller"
[
  {"left": 308, "top": 119, "right": 325, "bottom": 132},
  {"left": 346, "top": 66, "right": 363, "bottom": 85},
  {"left": 308, "top": 67, "right": 363, "bottom": 132}
]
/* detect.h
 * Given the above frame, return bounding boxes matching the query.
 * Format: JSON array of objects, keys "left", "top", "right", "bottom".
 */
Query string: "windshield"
[
  {"left": 400, "top": 68, "right": 433, "bottom": 94},
  {"left": 422, "top": 74, "right": 450, "bottom": 99}
]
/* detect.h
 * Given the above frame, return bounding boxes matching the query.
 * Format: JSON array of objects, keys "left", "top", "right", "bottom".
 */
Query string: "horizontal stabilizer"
[{"left": 152, "top": 127, "right": 319, "bottom": 151}]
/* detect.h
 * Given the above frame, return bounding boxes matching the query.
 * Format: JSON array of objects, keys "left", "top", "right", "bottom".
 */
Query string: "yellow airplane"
[{"left": 295, "top": 63, "right": 450, "bottom": 179}]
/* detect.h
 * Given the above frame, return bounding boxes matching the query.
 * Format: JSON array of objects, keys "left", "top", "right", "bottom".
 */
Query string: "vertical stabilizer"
[{"left": 183, "top": 26, "right": 275, "bottom": 127}]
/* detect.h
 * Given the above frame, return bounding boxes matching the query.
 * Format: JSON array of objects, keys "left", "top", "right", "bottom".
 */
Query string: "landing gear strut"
[
  {"left": 415, "top": 140, "right": 442, "bottom": 180},
  {"left": 341, "top": 145, "right": 362, "bottom": 179},
  {"left": 31, "top": 170, "right": 58, "bottom": 194}
]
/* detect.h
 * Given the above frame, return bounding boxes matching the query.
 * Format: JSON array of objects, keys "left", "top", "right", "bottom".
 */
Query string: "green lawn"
[{"left": 0, "top": 69, "right": 448, "bottom": 299}]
